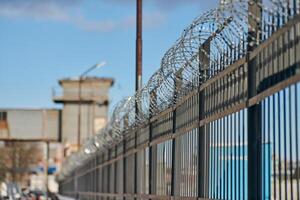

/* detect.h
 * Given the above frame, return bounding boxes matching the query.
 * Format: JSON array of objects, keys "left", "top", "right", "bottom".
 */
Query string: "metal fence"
[{"left": 59, "top": 0, "right": 300, "bottom": 199}]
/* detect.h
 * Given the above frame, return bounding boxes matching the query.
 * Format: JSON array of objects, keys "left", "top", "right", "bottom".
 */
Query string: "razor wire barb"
[{"left": 58, "top": 0, "right": 299, "bottom": 180}]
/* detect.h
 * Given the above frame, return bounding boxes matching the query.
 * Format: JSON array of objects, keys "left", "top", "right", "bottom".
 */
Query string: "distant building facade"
[
  {"left": 53, "top": 77, "right": 113, "bottom": 155},
  {"left": 0, "top": 76, "right": 113, "bottom": 191},
  {"left": 0, "top": 109, "right": 61, "bottom": 140},
  {"left": 0, "top": 109, "right": 62, "bottom": 191}
]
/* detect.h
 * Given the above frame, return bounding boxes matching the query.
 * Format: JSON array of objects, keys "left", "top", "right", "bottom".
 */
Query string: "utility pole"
[
  {"left": 134, "top": 1, "right": 142, "bottom": 199},
  {"left": 136, "top": 0, "right": 143, "bottom": 91}
]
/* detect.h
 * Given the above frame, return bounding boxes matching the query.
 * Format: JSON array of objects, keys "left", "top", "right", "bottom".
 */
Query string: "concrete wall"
[
  {"left": 55, "top": 77, "right": 113, "bottom": 152},
  {"left": 62, "top": 103, "right": 108, "bottom": 145},
  {"left": 60, "top": 78, "right": 111, "bottom": 103},
  {"left": 0, "top": 109, "right": 61, "bottom": 140}
]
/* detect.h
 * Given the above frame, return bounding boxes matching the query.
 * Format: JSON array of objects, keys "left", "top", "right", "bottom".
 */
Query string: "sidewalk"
[{"left": 56, "top": 194, "right": 75, "bottom": 200}]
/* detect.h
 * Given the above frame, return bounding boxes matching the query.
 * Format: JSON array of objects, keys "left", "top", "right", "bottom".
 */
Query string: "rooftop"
[
  {"left": 0, "top": 108, "right": 61, "bottom": 111},
  {"left": 58, "top": 76, "right": 114, "bottom": 86}
]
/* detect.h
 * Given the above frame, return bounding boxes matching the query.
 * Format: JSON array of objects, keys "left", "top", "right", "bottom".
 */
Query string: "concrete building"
[
  {"left": 0, "top": 109, "right": 61, "bottom": 141},
  {"left": 53, "top": 77, "right": 113, "bottom": 155},
  {"left": 0, "top": 109, "right": 62, "bottom": 191},
  {"left": 0, "top": 76, "right": 113, "bottom": 191}
]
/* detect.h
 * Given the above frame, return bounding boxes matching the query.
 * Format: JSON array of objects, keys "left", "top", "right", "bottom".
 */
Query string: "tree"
[{"left": 0, "top": 142, "right": 43, "bottom": 186}]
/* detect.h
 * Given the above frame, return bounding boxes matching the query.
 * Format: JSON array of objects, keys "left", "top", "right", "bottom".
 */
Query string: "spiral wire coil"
[{"left": 58, "top": 0, "right": 298, "bottom": 180}]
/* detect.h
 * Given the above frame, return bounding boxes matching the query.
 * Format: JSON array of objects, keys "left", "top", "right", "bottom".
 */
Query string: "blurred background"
[{"left": 0, "top": 0, "right": 218, "bottom": 199}]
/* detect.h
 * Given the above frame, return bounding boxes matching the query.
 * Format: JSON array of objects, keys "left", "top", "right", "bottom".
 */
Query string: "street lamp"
[
  {"left": 77, "top": 62, "right": 106, "bottom": 149},
  {"left": 80, "top": 61, "right": 107, "bottom": 78}
]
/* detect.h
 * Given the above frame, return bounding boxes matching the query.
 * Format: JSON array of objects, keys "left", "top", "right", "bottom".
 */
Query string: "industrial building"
[{"left": 0, "top": 76, "right": 113, "bottom": 192}]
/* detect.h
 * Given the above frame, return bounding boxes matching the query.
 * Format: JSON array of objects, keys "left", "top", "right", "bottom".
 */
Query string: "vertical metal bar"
[
  {"left": 198, "top": 38, "right": 210, "bottom": 198},
  {"left": 247, "top": 1, "right": 263, "bottom": 199},
  {"left": 238, "top": 111, "right": 241, "bottom": 200},
  {"left": 242, "top": 109, "right": 246, "bottom": 200},
  {"left": 272, "top": 92, "right": 277, "bottom": 200},
  {"left": 194, "top": 129, "right": 198, "bottom": 197},
  {"left": 230, "top": 114, "right": 233, "bottom": 200},
  {"left": 226, "top": 115, "right": 229, "bottom": 200},
  {"left": 108, "top": 150, "right": 111, "bottom": 198},
  {"left": 160, "top": 144, "right": 164, "bottom": 195},
  {"left": 278, "top": 92, "right": 282, "bottom": 200},
  {"left": 188, "top": 131, "right": 191, "bottom": 197},
  {"left": 134, "top": 134, "right": 137, "bottom": 200},
  {"left": 171, "top": 112, "right": 176, "bottom": 197},
  {"left": 198, "top": 88, "right": 207, "bottom": 198},
  {"left": 232, "top": 114, "right": 235, "bottom": 199},
  {"left": 168, "top": 141, "right": 170, "bottom": 195},
  {"left": 220, "top": 118, "right": 226, "bottom": 198},
  {"left": 283, "top": 89, "right": 288, "bottom": 200},
  {"left": 289, "top": 86, "right": 294, "bottom": 200},
  {"left": 123, "top": 141, "right": 126, "bottom": 200},
  {"left": 216, "top": 120, "right": 221, "bottom": 198},
  {"left": 267, "top": 96, "right": 271, "bottom": 200},
  {"left": 161, "top": 143, "right": 163, "bottom": 195},
  {"left": 216, "top": 117, "right": 219, "bottom": 199},
  {"left": 248, "top": 54, "right": 262, "bottom": 200},
  {"left": 114, "top": 148, "right": 117, "bottom": 199},
  {"left": 234, "top": 112, "right": 237, "bottom": 200},
  {"left": 156, "top": 143, "right": 159, "bottom": 196},
  {"left": 184, "top": 132, "right": 187, "bottom": 196},
  {"left": 209, "top": 122, "right": 212, "bottom": 198},
  {"left": 169, "top": 140, "right": 172, "bottom": 195},
  {"left": 181, "top": 134, "right": 184, "bottom": 197},
  {"left": 295, "top": 84, "right": 300, "bottom": 199},
  {"left": 211, "top": 120, "right": 215, "bottom": 198},
  {"left": 149, "top": 123, "right": 153, "bottom": 196},
  {"left": 262, "top": 100, "right": 265, "bottom": 200}
]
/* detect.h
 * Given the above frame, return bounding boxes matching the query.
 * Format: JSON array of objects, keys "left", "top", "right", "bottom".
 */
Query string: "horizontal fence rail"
[{"left": 59, "top": 1, "right": 300, "bottom": 200}]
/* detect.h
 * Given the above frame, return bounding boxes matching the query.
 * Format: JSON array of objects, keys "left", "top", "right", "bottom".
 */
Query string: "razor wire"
[{"left": 58, "top": 0, "right": 299, "bottom": 180}]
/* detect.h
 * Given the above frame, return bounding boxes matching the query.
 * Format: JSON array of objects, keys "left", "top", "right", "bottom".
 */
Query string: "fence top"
[{"left": 58, "top": 0, "right": 297, "bottom": 181}]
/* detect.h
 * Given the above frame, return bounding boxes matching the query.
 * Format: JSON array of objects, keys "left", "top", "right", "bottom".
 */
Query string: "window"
[{"left": 0, "top": 112, "right": 7, "bottom": 121}]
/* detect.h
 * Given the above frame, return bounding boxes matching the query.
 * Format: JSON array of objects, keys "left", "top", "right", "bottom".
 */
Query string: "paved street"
[{"left": 56, "top": 194, "right": 75, "bottom": 200}]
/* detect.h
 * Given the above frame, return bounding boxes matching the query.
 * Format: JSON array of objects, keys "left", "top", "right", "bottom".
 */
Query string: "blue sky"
[{"left": 0, "top": 0, "right": 218, "bottom": 111}]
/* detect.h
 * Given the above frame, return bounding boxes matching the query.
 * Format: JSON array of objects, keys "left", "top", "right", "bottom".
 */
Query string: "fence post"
[
  {"left": 123, "top": 139, "right": 126, "bottom": 200},
  {"left": 247, "top": 0, "right": 262, "bottom": 200},
  {"left": 74, "top": 170, "right": 78, "bottom": 199},
  {"left": 149, "top": 122, "right": 153, "bottom": 196},
  {"left": 114, "top": 146, "right": 117, "bottom": 198},
  {"left": 149, "top": 90, "right": 156, "bottom": 196},
  {"left": 170, "top": 69, "right": 183, "bottom": 196},
  {"left": 171, "top": 120, "right": 176, "bottom": 197},
  {"left": 198, "top": 40, "right": 210, "bottom": 198},
  {"left": 198, "top": 88, "right": 205, "bottom": 198},
  {"left": 108, "top": 149, "right": 111, "bottom": 200},
  {"left": 95, "top": 154, "right": 99, "bottom": 200}
]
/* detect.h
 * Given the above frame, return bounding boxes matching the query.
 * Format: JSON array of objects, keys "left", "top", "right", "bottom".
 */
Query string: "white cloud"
[
  {"left": 73, "top": 12, "right": 166, "bottom": 32},
  {"left": 0, "top": 0, "right": 78, "bottom": 21},
  {"left": 0, "top": 0, "right": 167, "bottom": 32},
  {"left": 105, "top": 0, "right": 218, "bottom": 11}
]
